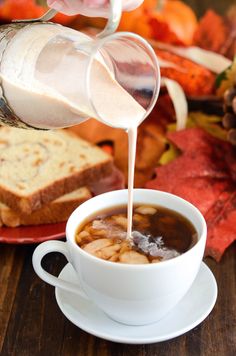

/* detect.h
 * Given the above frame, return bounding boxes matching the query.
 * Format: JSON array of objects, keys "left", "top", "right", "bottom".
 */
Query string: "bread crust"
[
  {"left": 0, "top": 188, "right": 92, "bottom": 227},
  {"left": 0, "top": 159, "right": 112, "bottom": 214},
  {"left": 0, "top": 128, "right": 113, "bottom": 213}
]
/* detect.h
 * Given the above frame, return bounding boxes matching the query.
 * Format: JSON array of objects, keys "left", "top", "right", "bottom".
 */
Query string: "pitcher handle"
[{"left": 96, "top": 0, "right": 122, "bottom": 38}]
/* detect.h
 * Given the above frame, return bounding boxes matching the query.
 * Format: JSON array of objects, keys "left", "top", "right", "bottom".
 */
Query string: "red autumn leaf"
[
  {"left": 194, "top": 10, "right": 229, "bottom": 53},
  {"left": 205, "top": 190, "right": 236, "bottom": 261},
  {"left": 149, "top": 17, "right": 183, "bottom": 45},
  {"left": 146, "top": 127, "right": 236, "bottom": 261}
]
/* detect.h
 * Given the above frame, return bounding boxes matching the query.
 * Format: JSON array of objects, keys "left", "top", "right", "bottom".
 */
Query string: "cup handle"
[{"left": 32, "top": 240, "right": 89, "bottom": 299}]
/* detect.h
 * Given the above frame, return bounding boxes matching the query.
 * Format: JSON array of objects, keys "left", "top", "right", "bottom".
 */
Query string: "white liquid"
[
  {"left": 127, "top": 126, "right": 138, "bottom": 239},
  {"left": 0, "top": 23, "right": 145, "bottom": 238}
]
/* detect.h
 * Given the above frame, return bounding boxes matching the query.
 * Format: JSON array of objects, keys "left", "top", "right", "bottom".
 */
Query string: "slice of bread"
[
  {"left": 0, "top": 127, "right": 113, "bottom": 214},
  {"left": 0, "top": 187, "right": 92, "bottom": 227}
]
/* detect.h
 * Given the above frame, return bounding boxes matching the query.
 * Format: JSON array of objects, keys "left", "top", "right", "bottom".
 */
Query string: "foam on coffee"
[{"left": 75, "top": 204, "right": 198, "bottom": 264}]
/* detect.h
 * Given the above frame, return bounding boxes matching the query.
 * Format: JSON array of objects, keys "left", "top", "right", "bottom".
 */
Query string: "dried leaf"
[
  {"left": 68, "top": 117, "right": 166, "bottom": 188},
  {"left": 161, "top": 77, "right": 188, "bottom": 130},
  {"left": 155, "top": 41, "right": 232, "bottom": 74},
  {"left": 135, "top": 123, "right": 166, "bottom": 187},
  {"left": 167, "top": 112, "right": 227, "bottom": 141},
  {"left": 153, "top": 45, "right": 216, "bottom": 96},
  {"left": 146, "top": 127, "right": 236, "bottom": 261},
  {"left": 226, "top": 5, "right": 236, "bottom": 59},
  {"left": 216, "top": 57, "right": 236, "bottom": 96},
  {"left": 158, "top": 143, "right": 180, "bottom": 165},
  {"left": 194, "top": 10, "right": 230, "bottom": 56}
]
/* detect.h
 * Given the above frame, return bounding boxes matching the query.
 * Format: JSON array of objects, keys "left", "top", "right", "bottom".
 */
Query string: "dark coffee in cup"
[{"left": 75, "top": 204, "right": 198, "bottom": 264}]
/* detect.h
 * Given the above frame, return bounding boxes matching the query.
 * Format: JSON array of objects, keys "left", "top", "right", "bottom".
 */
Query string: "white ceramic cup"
[{"left": 32, "top": 189, "right": 207, "bottom": 326}]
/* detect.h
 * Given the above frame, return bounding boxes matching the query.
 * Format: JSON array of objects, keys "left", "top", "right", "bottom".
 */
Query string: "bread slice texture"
[
  {"left": 0, "top": 127, "right": 113, "bottom": 213},
  {"left": 0, "top": 187, "right": 92, "bottom": 227}
]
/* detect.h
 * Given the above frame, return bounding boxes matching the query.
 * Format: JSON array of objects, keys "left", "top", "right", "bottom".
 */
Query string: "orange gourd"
[{"left": 118, "top": 0, "right": 198, "bottom": 46}]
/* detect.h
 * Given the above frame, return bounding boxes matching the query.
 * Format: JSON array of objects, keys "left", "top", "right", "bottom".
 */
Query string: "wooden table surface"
[{"left": 0, "top": 240, "right": 235, "bottom": 356}]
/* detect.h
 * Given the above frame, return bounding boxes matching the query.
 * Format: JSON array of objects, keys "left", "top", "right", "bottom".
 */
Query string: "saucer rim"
[{"left": 55, "top": 262, "right": 217, "bottom": 344}]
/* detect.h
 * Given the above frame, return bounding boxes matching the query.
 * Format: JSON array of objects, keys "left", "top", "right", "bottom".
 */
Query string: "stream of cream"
[{"left": 127, "top": 126, "right": 138, "bottom": 239}]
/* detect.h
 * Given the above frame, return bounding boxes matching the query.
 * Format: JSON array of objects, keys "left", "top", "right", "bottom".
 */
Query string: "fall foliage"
[
  {"left": 0, "top": 0, "right": 75, "bottom": 24},
  {"left": 194, "top": 10, "right": 232, "bottom": 58}
]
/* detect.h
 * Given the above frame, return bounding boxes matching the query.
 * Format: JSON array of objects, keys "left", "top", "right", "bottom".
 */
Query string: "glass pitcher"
[{"left": 0, "top": 0, "right": 160, "bottom": 130}]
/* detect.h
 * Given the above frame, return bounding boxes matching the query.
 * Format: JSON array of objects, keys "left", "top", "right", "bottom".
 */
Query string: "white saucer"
[{"left": 55, "top": 262, "right": 217, "bottom": 344}]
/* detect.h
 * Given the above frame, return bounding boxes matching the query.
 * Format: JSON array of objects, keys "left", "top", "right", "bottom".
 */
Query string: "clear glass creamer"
[{"left": 0, "top": 2, "right": 160, "bottom": 130}]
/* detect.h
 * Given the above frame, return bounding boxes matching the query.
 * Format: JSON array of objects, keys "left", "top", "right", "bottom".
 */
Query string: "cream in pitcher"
[{"left": 0, "top": 24, "right": 148, "bottom": 129}]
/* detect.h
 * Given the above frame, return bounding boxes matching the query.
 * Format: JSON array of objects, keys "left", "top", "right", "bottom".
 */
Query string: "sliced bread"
[
  {"left": 0, "top": 187, "right": 91, "bottom": 227},
  {"left": 0, "top": 127, "right": 113, "bottom": 214}
]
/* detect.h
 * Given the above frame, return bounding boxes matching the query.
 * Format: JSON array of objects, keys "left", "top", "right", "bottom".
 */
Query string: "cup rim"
[{"left": 66, "top": 189, "right": 207, "bottom": 269}]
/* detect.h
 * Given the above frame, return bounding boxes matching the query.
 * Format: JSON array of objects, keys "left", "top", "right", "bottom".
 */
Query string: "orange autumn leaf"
[
  {"left": 148, "top": 17, "right": 183, "bottom": 45},
  {"left": 0, "top": 0, "right": 44, "bottom": 19},
  {"left": 68, "top": 116, "right": 166, "bottom": 188},
  {"left": 0, "top": 0, "right": 75, "bottom": 25}
]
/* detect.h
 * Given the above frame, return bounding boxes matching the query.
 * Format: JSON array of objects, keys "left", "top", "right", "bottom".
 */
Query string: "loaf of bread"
[
  {"left": 0, "top": 187, "right": 91, "bottom": 227},
  {"left": 0, "top": 127, "right": 113, "bottom": 214}
]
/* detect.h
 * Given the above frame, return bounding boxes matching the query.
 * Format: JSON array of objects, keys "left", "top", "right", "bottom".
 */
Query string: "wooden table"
[{"left": 0, "top": 240, "right": 235, "bottom": 356}]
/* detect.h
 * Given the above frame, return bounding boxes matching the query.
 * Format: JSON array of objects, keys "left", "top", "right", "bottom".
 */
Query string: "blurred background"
[
  {"left": 0, "top": 0, "right": 234, "bottom": 25},
  {"left": 186, "top": 0, "right": 233, "bottom": 16}
]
